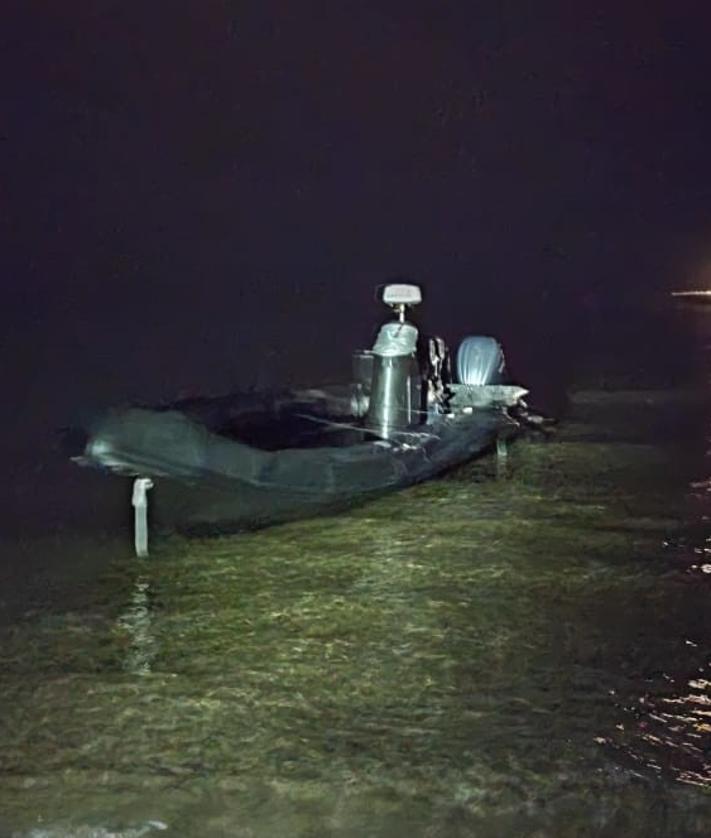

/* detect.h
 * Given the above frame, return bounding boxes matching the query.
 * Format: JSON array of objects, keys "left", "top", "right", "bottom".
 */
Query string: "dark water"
[{"left": 1, "top": 305, "right": 711, "bottom": 836}]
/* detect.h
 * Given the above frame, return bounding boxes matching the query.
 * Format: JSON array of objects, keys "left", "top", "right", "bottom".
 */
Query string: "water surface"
[{"left": 2, "top": 313, "right": 711, "bottom": 836}]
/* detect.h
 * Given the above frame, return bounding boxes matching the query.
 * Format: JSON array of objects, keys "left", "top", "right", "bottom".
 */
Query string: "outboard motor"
[
  {"left": 455, "top": 336, "right": 506, "bottom": 385},
  {"left": 366, "top": 284, "right": 423, "bottom": 438}
]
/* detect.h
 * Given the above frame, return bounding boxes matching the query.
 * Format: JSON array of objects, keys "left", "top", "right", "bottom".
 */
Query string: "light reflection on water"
[
  {"left": 639, "top": 676, "right": 711, "bottom": 788},
  {"left": 608, "top": 442, "right": 711, "bottom": 795},
  {"left": 115, "top": 577, "right": 156, "bottom": 676}
]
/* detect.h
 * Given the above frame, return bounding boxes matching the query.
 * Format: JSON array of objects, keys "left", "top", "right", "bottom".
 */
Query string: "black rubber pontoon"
[
  {"left": 72, "top": 386, "right": 514, "bottom": 533},
  {"left": 67, "top": 283, "right": 528, "bottom": 538}
]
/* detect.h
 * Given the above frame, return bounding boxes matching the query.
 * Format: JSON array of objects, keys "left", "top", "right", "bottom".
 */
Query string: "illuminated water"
[{"left": 2, "top": 311, "right": 711, "bottom": 836}]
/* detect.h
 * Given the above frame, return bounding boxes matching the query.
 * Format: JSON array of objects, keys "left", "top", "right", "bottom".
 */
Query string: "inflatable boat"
[{"left": 67, "top": 284, "right": 529, "bottom": 552}]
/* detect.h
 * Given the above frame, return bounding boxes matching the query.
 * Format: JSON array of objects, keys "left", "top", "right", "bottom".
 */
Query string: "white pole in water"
[{"left": 132, "top": 477, "right": 154, "bottom": 557}]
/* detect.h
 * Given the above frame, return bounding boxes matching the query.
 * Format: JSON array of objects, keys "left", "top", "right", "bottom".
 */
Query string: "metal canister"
[
  {"left": 351, "top": 350, "right": 375, "bottom": 417},
  {"left": 352, "top": 350, "right": 375, "bottom": 393},
  {"left": 366, "top": 353, "right": 422, "bottom": 438}
]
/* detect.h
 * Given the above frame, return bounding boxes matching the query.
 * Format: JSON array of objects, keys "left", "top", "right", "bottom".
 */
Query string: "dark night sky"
[{"left": 4, "top": 1, "right": 711, "bottom": 431}]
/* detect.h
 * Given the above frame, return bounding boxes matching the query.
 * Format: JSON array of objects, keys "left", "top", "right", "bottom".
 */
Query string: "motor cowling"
[{"left": 455, "top": 336, "right": 506, "bottom": 385}]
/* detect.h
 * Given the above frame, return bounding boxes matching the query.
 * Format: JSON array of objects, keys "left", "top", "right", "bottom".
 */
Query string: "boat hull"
[{"left": 72, "top": 393, "right": 512, "bottom": 534}]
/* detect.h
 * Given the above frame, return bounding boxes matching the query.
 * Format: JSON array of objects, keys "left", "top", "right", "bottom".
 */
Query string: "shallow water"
[{"left": 2, "top": 319, "right": 711, "bottom": 836}]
